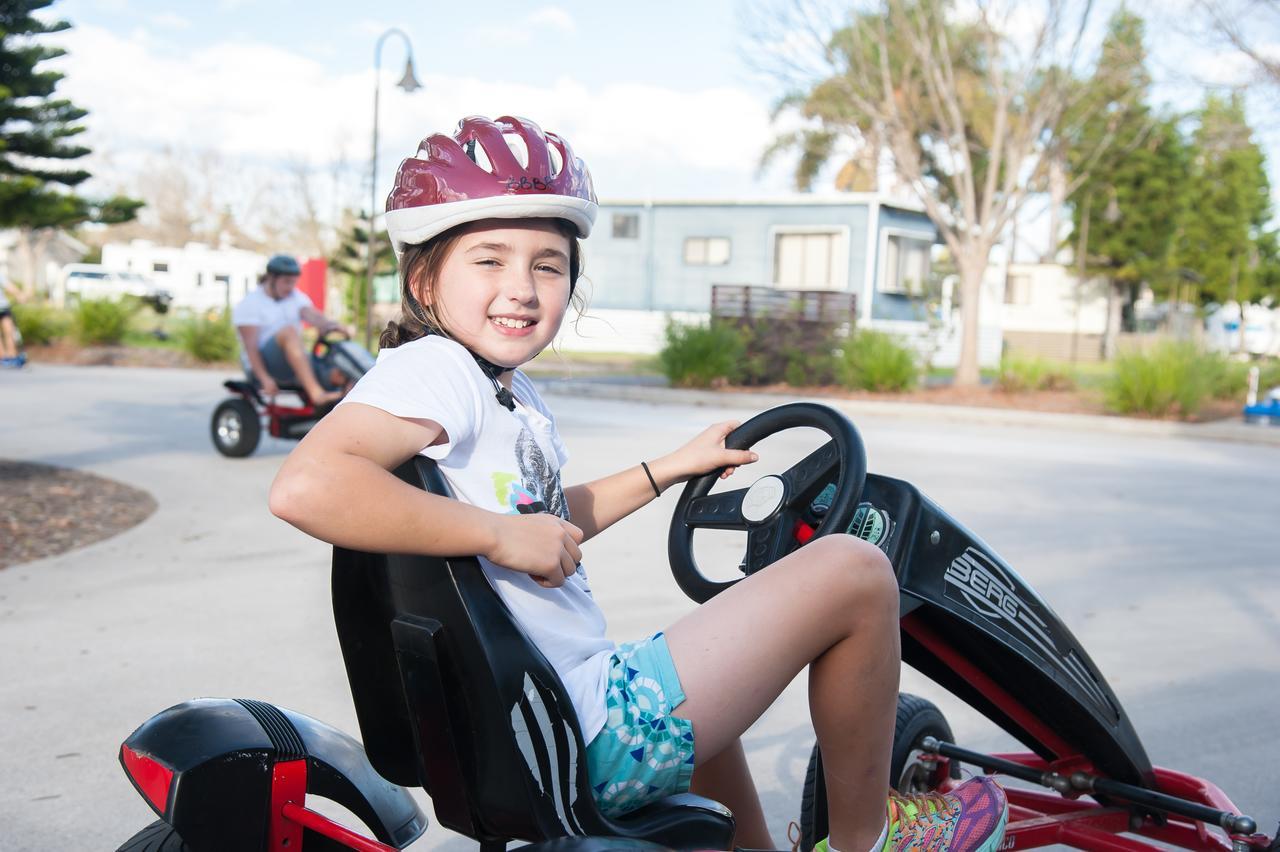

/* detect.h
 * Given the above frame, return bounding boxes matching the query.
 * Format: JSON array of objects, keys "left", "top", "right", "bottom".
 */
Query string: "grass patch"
[{"left": 997, "top": 355, "right": 1076, "bottom": 393}]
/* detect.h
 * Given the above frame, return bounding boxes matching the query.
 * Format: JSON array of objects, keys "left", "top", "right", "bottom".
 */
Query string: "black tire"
[
  {"left": 797, "top": 693, "right": 955, "bottom": 851},
  {"left": 889, "top": 693, "right": 956, "bottom": 795},
  {"left": 116, "top": 820, "right": 191, "bottom": 852},
  {"left": 211, "top": 397, "right": 261, "bottom": 458}
]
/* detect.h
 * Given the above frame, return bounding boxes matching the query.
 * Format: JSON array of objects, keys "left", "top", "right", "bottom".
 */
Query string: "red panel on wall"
[{"left": 298, "top": 258, "right": 326, "bottom": 314}]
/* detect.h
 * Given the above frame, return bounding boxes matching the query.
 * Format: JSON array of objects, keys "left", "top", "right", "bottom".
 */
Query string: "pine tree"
[
  {"left": 1066, "top": 10, "right": 1190, "bottom": 336},
  {"left": 1175, "top": 92, "right": 1272, "bottom": 305},
  {"left": 0, "top": 1, "right": 141, "bottom": 231},
  {"left": 329, "top": 211, "right": 395, "bottom": 331}
]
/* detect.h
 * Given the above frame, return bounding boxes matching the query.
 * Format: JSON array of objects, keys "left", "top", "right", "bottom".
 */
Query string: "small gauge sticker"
[{"left": 849, "top": 502, "right": 892, "bottom": 549}]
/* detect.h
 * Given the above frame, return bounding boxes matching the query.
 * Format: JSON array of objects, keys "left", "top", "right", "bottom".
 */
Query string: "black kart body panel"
[
  {"left": 120, "top": 697, "right": 426, "bottom": 850},
  {"left": 857, "top": 473, "right": 1154, "bottom": 786}
]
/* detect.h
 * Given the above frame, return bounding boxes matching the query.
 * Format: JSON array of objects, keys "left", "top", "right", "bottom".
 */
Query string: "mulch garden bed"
[
  {"left": 0, "top": 460, "right": 157, "bottom": 569},
  {"left": 26, "top": 341, "right": 232, "bottom": 370}
]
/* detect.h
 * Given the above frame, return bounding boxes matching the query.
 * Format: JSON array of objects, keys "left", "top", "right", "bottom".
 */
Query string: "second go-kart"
[
  {"left": 210, "top": 332, "right": 374, "bottom": 458},
  {"left": 121, "top": 402, "right": 1276, "bottom": 851}
]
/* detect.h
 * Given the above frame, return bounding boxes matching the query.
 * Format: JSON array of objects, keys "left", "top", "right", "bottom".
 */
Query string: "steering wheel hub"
[{"left": 742, "top": 475, "right": 787, "bottom": 523}]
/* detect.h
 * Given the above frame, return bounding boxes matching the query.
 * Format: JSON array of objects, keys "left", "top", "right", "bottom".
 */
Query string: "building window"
[
  {"left": 195, "top": 272, "right": 203, "bottom": 288},
  {"left": 612, "top": 213, "right": 640, "bottom": 239},
  {"left": 879, "top": 234, "right": 931, "bottom": 296},
  {"left": 214, "top": 274, "right": 230, "bottom": 285},
  {"left": 774, "top": 232, "right": 839, "bottom": 289},
  {"left": 1004, "top": 273, "right": 1032, "bottom": 305},
  {"left": 683, "top": 237, "right": 731, "bottom": 266},
  {"left": 152, "top": 262, "right": 169, "bottom": 273}
]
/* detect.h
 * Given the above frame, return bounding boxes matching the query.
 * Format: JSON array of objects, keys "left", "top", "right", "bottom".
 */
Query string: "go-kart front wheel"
[
  {"left": 798, "top": 693, "right": 955, "bottom": 850},
  {"left": 211, "top": 398, "right": 261, "bottom": 458}
]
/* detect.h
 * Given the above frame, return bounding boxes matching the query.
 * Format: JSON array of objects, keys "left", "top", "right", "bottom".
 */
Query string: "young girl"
[{"left": 270, "top": 115, "right": 1008, "bottom": 852}]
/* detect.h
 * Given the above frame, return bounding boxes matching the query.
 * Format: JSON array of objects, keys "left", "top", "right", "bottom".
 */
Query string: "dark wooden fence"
[{"left": 710, "top": 284, "right": 857, "bottom": 325}]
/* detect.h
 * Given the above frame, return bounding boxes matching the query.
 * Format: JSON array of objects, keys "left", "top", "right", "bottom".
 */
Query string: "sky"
[{"left": 45, "top": 0, "right": 1280, "bottom": 252}]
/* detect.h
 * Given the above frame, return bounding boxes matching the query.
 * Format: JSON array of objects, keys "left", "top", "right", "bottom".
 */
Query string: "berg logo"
[
  {"left": 943, "top": 546, "right": 1114, "bottom": 716},
  {"left": 944, "top": 548, "right": 1023, "bottom": 620}
]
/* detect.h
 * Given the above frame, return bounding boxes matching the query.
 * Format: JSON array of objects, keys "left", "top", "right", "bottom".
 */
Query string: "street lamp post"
[{"left": 365, "top": 28, "right": 422, "bottom": 350}]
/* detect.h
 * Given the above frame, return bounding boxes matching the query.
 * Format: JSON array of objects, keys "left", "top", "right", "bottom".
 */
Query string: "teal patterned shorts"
[{"left": 585, "top": 632, "right": 696, "bottom": 818}]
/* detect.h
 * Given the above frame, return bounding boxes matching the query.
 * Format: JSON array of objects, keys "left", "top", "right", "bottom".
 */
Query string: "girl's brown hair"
[{"left": 380, "top": 218, "right": 585, "bottom": 350}]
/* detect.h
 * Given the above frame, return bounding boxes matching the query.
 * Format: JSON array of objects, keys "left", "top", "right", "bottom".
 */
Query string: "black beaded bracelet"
[{"left": 640, "top": 461, "right": 662, "bottom": 498}]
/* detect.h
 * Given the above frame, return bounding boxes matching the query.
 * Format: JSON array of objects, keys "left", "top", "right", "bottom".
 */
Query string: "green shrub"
[
  {"left": 11, "top": 302, "right": 69, "bottom": 345},
  {"left": 997, "top": 355, "right": 1076, "bottom": 393},
  {"left": 178, "top": 314, "right": 239, "bottom": 363},
  {"left": 73, "top": 298, "right": 136, "bottom": 345},
  {"left": 835, "top": 330, "right": 918, "bottom": 392},
  {"left": 1207, "top": 356, "right": 1251, "bottom": 400},
  {"left": 658, "top": 319, "right": 744, "bottom": 388},
  {"left": 1104, "top": 341, "right": 1226, "bottom": 418},
  {"left": 1257, "top": 359, "right": 1280, "bottom": 393}
]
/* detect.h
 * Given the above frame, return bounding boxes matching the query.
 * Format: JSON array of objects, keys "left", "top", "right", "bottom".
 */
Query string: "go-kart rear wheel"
[
  {"left": 211, "top": 398, "right": 261, "bottom": 458},
  {"left": 797, "top": 693, "right": 955, "bottom": 850},
  {"left": 117, "top": 820, "right": 191, "bottom": 851}
]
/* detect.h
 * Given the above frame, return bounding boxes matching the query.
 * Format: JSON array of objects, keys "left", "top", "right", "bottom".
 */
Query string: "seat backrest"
[{"left": 332, "top": 456, "right": 612, "bottom": 842}]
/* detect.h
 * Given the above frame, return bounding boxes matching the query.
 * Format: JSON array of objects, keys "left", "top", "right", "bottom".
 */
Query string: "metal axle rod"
[{"left": 919, "top": 737, "right": 1258, "bottom": 837}]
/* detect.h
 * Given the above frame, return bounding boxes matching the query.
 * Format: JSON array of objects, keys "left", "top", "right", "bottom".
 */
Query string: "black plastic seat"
[{"left": 332, "top": 456, "right": 735, "bottom": 851}]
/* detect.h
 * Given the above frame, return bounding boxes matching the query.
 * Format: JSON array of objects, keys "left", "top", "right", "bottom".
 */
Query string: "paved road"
[{"left": 2, "top": 365, "right": 1277, "bottom": 850}]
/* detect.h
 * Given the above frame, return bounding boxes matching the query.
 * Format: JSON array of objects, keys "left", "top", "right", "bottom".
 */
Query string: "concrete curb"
[{"left": 538, "top": 378, "right": 1280, "bottom": 448}]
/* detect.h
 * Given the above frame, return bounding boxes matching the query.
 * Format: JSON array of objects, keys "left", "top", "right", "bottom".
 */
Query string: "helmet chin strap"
[{"left": 469, "top": 349, "right": 518, "bottom": 411}]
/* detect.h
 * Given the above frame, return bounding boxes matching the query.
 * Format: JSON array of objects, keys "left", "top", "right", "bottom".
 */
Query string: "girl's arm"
[
  {"left": 564, "top": 421, "right": 757, "bottom": 541},
  {"left": 270, "top": 402, "right": 584, "bottom": 587}
]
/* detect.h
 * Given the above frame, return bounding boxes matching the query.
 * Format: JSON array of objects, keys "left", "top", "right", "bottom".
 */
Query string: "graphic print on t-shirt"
[
  {"left": 491, "top": 424, "right": 569, "bottom": 520},
  {"left": 517, "top": 428, "right": 567, "bottom": 519}
]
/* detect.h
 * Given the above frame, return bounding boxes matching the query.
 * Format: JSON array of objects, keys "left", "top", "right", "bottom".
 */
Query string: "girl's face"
[{"left": 423, "top": 219, "right": 573, "bottom": 369}]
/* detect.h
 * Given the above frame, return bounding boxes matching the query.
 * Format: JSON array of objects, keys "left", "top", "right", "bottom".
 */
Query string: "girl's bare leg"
[
  {"left": 690, "top": 738, "right": 773, "bottom": 848},
  {"left": 664, "top": 534, "right": 900, "bottom": 852}
]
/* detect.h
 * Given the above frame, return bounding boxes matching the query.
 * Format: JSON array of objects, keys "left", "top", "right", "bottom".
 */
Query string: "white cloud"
[
  {"left": 151, "top": 12, "right": 192, "bottom": 30},
  {"left": 528, "top": 6, "right": 577, "bottom": 34},
  {"left": 55, "top": 24, "right": 787, "bottom": 204}
]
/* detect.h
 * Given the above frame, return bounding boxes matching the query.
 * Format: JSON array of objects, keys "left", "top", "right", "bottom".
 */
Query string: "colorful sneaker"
[
  {"left": 810, "top": 776, "right": 1007, "bottom": 852},
  {"left": 885, "top": 776, "right": 1007, "bottom": 851}
]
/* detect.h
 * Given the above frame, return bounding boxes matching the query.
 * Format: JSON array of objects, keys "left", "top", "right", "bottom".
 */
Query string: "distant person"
[
  {"left": 0, "top": 274, "right": 26, "bottom": 369},
  {"left": 232, "top": 254, "right": 346, "bottom": 406}
]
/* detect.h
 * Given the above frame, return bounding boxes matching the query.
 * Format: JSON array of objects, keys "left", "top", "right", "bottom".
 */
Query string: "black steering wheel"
[{"left": 667, "top": 402, "right": 867, "bottom": 603}]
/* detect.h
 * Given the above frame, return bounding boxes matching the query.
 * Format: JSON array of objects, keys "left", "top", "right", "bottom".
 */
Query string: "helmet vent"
[
  {"left": 504, "top": 132, "right": 529, "bottom": 169},
  {"left": 548, "top": 144, "right": 564, "bottom": 177},
  {"left": 471, "top": 139, "right": 494, "bottom": 175}
]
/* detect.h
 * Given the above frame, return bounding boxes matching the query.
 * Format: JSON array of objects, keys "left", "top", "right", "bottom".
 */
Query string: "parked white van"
[{"left": 60, "top": 264, "right": 173, "bottom": 312}]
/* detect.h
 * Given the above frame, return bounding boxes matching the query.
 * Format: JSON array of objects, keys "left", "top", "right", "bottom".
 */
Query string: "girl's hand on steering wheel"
[
  {"left": 486, "top": 512, "right": 584, "bottom": 588},
  {"left": 657, "top": 420, "right": 759, "bottom": 487}
]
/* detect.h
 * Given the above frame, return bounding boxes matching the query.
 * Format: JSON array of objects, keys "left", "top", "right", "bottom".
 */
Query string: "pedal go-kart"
[
  {"left": 210, "top": 333, "right": 374, "bottom": 457},
  {"left": 120, "top": 403, "right": 1278, "bottom": 851}
]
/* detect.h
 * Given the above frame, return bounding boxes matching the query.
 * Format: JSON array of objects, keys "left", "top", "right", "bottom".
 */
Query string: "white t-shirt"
[
  {"left": 232, "top": 286, "right": 314, "bottom": 348},
  {"left": 339, "top": 335, "right": 615, "bottom": 740}
]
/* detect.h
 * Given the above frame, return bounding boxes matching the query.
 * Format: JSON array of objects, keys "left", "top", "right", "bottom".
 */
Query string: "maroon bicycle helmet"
[{"left": 385, "top": 115, "right": 597, "bottom": 256}]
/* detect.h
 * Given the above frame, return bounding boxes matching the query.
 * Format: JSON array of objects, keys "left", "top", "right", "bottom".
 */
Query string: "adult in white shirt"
[{"left": 232, "top": 254, "right": 345, "bottom": 405}]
